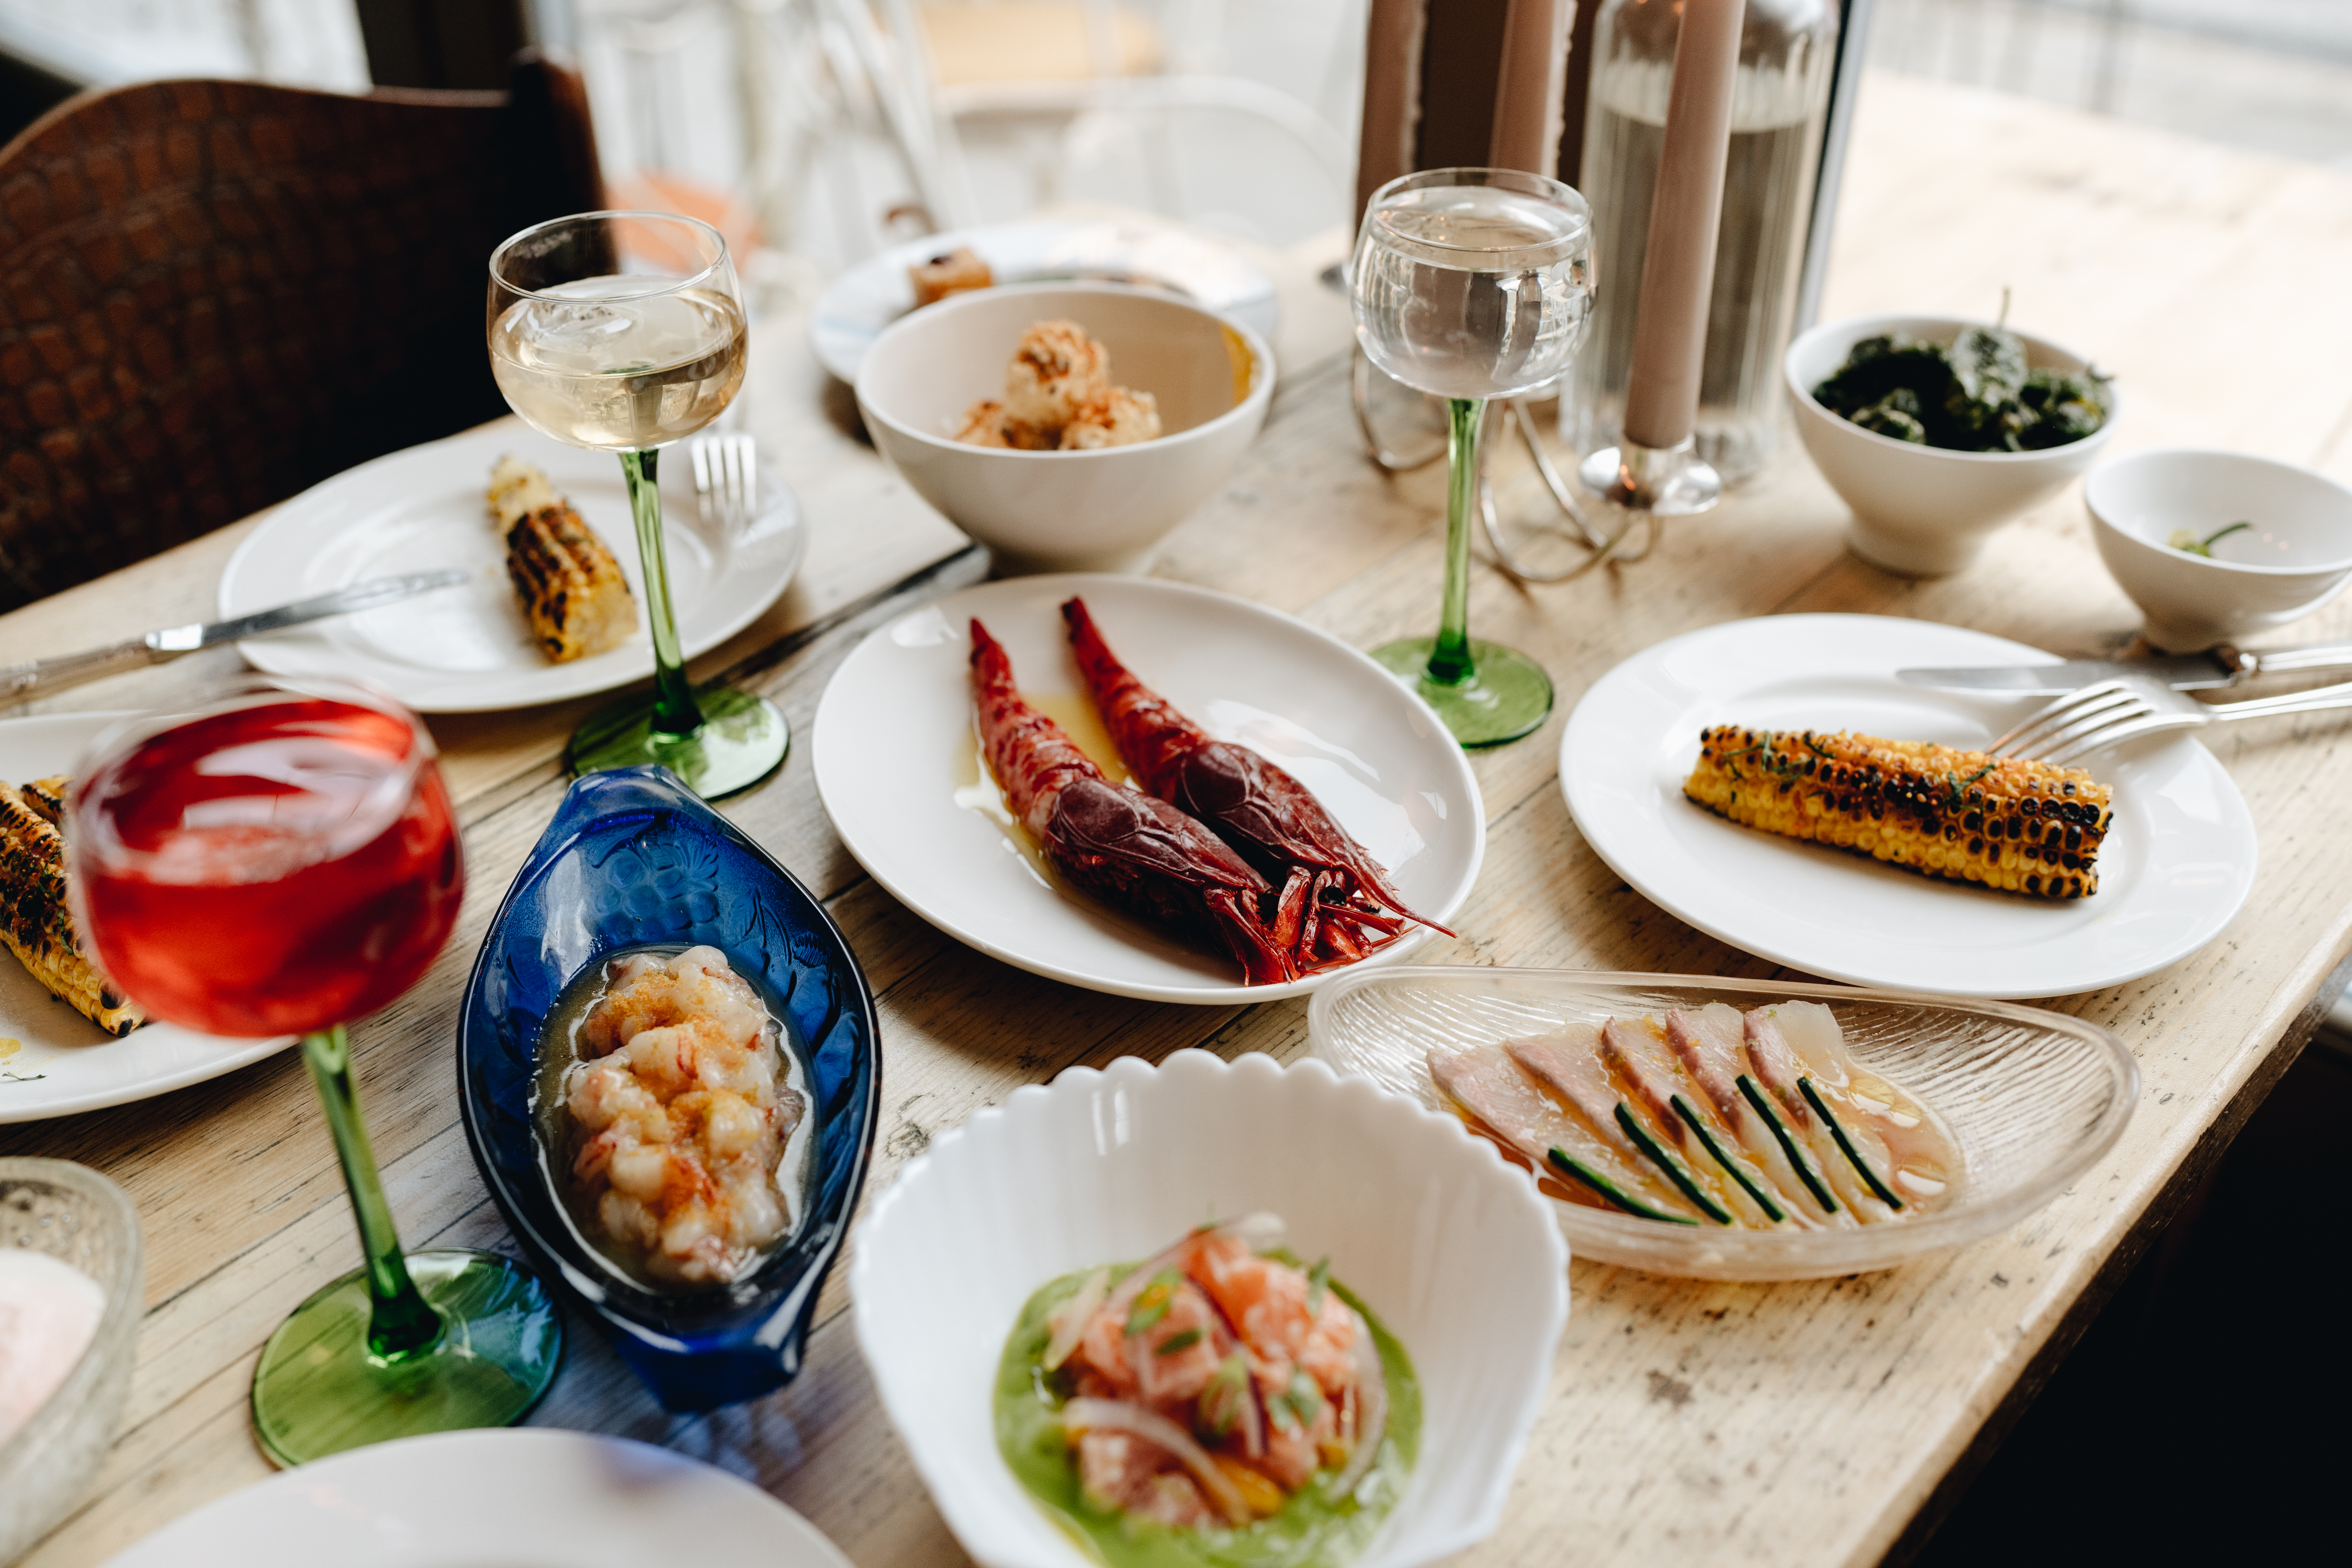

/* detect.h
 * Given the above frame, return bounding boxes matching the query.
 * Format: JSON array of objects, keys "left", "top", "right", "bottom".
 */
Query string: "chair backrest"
[{"left": 0, "top": 55, "right": 603, "bottom": 609}]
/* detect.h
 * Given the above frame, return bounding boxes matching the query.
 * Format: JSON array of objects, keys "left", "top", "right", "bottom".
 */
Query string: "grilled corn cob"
[
  {"left": 486, "top": 456, "right": 636, "bottom": 663},
  {"left": 1685, "top": 726, "right": 2113, "bottom": 900},
  {"left": 0, "top": 781, "right": 145, "bottom": 1035},
  {"left": 20, "top": 775, "right": 66, "bottom": 829}
]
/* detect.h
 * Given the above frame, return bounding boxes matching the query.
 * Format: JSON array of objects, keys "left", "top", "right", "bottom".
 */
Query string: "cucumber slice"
[
  {"left": 1738, "top": 1074, "right": 1838, "bottom": 1214},
  {"left": 1613, "top": 1103, "right": 1733, "bottom": 1225},
  {"left": 1545, "top": 1148, "right": 1699, "bottom": 1225},
  {"left": 1799, "top": 1077, "right": 1904, "bottom": 1211},
  {"left": 1672, "top": 1094, "right": 1784, "bottom": 1223}
]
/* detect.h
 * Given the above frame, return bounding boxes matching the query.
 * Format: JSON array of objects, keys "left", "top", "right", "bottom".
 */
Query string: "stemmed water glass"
[
  {"left": 1351, "top": 169, "right": 1596, "bottom": 747},
  {"left": 487, "top": 211, "right": 787, "bottom": 799},
  {"left": 68, "top": 679, "right": 560, "bottom": 1466}
]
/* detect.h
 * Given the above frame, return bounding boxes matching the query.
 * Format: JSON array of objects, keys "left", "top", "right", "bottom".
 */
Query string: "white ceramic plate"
[
  {"left": 1561, "top": 614, "right": 2257, "bottom": 998},
  {"left": 218, "top": 423, "right": 805, "bottom": 713},
  {"left": 852, "top": 1050, "right": 1568, "bottom": 1568},
  {"left": 811, "top": 218, "right": 1280, "bottom": 384},
  {"left": 811, "top": 575, "right": 1484, "bottom": 1003},
  {"left": 0, "top": 712, "right": 295, "bottom": 1124},
  {"left": 99, "top": 1429, "right": 853, "bottom": 1568}
]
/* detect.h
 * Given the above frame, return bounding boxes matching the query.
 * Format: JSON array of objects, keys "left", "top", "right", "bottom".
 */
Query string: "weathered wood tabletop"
[{"left": 11, "top": 72, "right": 2352, "bottom": 1568}]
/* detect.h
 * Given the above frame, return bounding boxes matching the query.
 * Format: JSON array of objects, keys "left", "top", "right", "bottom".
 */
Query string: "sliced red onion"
[
  {"left": 1042, "top": 1266, "right": 1111, "bottom": 1373},
  {"left": 1099, "top": 1213, "right": 1287, "bottom": 1337},
  {"left": 1059, "top": 1398, "right": 1251, "bottom": 1525},
  {"left": 1326, "top": 1307, "right": 1388, "bottom": 1502}
]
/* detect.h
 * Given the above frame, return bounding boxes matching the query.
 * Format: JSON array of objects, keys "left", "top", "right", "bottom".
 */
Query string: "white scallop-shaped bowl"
[{"left": 851, "top": 1049, "right": 1568, "bottom": 1568}]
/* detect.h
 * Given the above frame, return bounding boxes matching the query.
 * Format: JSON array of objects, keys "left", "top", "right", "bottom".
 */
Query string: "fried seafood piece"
[
  {"left": 0, "top": 782, "right": 144, "bottom": 1036},
  {"left": 952, "top": 399, "right": 1055, "bottom": 450},
  {"left": 1003, "top": 319, "right": 1111, "bottom": 428},
  {"left": 970, "top": 618, "right": 1294, "bottom": 984},
  {"left": 1684, "top": 726, "right": 2111, "bottom": 899},
  {"left": 908, "top": 245, "right": 992, "bottom": 308},
  {"left": 487, "top": 455, "right": 637, "bottom": 664},
  {"left": 1059, "top": 387, "right": 1163, "bottom": 449},
  {"left": 1061, "top": 596, "right": 1447, "bottom": 972},
  {"left": 565, "top": 946, "right": 803, "bottom": 1284}
]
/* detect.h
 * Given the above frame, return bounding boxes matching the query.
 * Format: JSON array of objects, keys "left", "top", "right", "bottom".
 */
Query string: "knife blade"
[
  {"left": 1897, "top": 638, "right": 2352, "bottom": 695},
  {"left": 2, "top": 570, "right": 473, "bottom": 703}
]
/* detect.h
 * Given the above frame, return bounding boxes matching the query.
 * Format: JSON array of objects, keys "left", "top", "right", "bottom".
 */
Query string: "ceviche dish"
[
  {"left": 996, "top": 1214, "right": 1418, "bottom": 1568},
  {"left": 535, "top": 944, "right": 812, "bottom": 1287}
]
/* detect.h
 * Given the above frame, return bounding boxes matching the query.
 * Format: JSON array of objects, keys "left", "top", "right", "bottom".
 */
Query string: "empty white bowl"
[
  {"left": 852, "top": 1049, "right": 1567, "bottom": 1568},
  {"left": 855, "top": 283, "right": 1275, "bottom": 575},
  {"left": 1785, "top": 313, "right": 2118, "bottom": 576},
  {"left": 2086, "top": 448, "right": 2352, "bottom": 651}
]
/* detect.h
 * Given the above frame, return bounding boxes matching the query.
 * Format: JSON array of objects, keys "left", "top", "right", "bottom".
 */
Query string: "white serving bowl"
[
  {"left": 2085, "top": 448, "right": 2352, "bottom": 651},
  {"left": 852, "top": 1050, "right": 1567, "bottom": 1568},
  {"left": 1785, "top": 312, "right": 2118, "bottom": 576},
  {"left": 856, "top": 282, "right": 1275, "bottom": 575},
  {"left": 0, "top": 1159, "right": 143, "bottom": 1565}
]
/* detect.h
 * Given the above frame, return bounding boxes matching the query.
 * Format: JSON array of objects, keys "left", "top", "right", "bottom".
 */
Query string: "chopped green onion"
[
  {"left": 1545, "top": 1147, "right": 1699, "bottom": 1225},
  {"left": 1799, "top": 1078, "right": 1904, "bottom": 1210},
  {"left": 1614, "top": 1103, "right": 1733, "bottom": 1225},
  {"left": 1671, "top": 1094, "right": 1784, "bottom": 1223},
  {"left": 1154, "top": 1326, "right": 1204, "bottom": 1357},
  {"left": 1738, "top": 1075, "right": 1837, "bottom": 1214},
  {"left": 1305, "top": 1257, "right": 1331, "bottom": 1315},
  {"left": 1124, "top": 1268, "right": 1185, "bottom": 1336}
]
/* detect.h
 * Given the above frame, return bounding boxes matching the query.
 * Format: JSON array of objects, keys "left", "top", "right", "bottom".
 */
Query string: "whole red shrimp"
[
  {"left": 970, "top": 618, "right": 1294, "bottom": 984},
  {"left": 1060, "top": 597, "right": 1450, "bottom": 970}
]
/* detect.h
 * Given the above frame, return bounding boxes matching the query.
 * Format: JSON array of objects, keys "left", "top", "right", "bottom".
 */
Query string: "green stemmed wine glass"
[
  {"left": 1351, "top": 168, "right": 1596, "bottom": 747},
  {"left": 68, "top": 679, "right": 561, "bottom": 1466},
  {"left": 488, "top": 211, "right": 787, "bottom": 798}
]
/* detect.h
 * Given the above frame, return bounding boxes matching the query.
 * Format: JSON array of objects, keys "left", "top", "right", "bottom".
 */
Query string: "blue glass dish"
[{"left": 456, "top": 766, "right": 881, "bottom": 1412}]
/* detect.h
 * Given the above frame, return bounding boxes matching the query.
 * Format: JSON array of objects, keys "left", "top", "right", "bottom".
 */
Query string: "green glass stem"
[
  {"left": 300, "top": 1026, "right": 442, "bottom": 1363},
  {"left": 1427, "top": 396, "right": 1484, "bottom": 687},
  {"left": 621, "top": 447, "right": 705, "bottom": 737}
]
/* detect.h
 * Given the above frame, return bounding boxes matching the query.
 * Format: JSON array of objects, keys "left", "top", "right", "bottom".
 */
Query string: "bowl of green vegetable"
[
  {"left": 1786, "top": 312, "right": 2117, "bottom": 575},
  {"left": 2085, "top": 448, "right": 2352, "bottom": 651}
]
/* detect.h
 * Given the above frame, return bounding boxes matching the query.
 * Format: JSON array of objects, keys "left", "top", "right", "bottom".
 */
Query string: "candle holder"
[{"left": 1577, "top": 436, "right": 1723, "bottom": 516}]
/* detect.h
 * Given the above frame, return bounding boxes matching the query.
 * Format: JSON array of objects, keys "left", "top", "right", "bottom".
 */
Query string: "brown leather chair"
[{"left": 0, "top": 54, "right": 603, "bottom": 610}]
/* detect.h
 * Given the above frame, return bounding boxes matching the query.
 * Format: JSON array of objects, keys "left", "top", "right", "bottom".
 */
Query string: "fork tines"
[{"left": 1989, "top": 679, "right": 2150, "bottom": 761}]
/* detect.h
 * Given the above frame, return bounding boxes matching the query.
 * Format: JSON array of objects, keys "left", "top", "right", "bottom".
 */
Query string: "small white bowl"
[
  {"left": 856, "top": 283, "right": 1276, "bottom": 575},
  {"left": 852, "top": 1050, "right": 1567, "bottom": 1568},
  {"left": 1785, "top": 312, "right": 2118, "bottom": 576},
  {"left": 2086, "top": 448, "right": 2352, "bottom": 651},
  {"left": 0, "top": 1159, "right": 143, "bottom": 1565}
]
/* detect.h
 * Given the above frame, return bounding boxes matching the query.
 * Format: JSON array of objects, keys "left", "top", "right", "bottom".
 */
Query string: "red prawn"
[
  {"left": 970, "top": 618, "right": 1295, "bottom": 984},
  {"left": 1061, "top": 597, "right": 1451, "bottom": 970}
]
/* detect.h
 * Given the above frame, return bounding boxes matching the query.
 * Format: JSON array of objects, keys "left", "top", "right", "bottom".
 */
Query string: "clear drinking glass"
[
  {"left": 67, "top": 679, "right": 562, "bottom": 1466},
  {"left": 486, "top": 211, "right": 787, "bottom": 798},
  {"left": 1351, "top": 168, "right": 1596, "bottom": 747}
]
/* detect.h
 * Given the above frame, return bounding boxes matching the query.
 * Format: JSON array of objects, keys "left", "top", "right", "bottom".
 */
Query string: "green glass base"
[
  {"left": 1374, "top": 637, "right": 1555, "bottom": 748},
  {"left": 567, "top": 683, "right": 789, "bottom": 799},
  {"left": 250, "top": 1249, "right": 563, "bottom": 1468}
]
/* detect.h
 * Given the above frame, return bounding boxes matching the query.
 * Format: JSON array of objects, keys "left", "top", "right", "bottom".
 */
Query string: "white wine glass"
[
  {"left": 486, "top": 210, "right": 785, "bottom": 797},
  {"left": 1351, "top": 168, "right": 1595, "bottom": 747}
]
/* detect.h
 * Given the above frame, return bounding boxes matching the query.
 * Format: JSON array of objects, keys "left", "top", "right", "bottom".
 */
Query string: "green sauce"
[{"left": 994, "top": 1262, "right": 1420, "bottom": 1568}]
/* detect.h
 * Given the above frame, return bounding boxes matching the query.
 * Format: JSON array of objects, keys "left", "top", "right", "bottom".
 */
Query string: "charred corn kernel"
[
  {"left": 487, "top": 456, "right": 637, "bottom": 664},
  {"left": 1684, "top": 727, "right": 2111, "bottom": 901},
  {"left": 1210, "top": 1454, "right": 1288, "bottom": 1518},
  {"left": 0, "top": 781, "right": 145, "bottom": 1036}
]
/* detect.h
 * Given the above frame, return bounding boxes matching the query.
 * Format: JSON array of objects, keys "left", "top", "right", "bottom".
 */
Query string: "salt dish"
[
  {"left": 852, "top": 1049, "right": 1567, "bottom": 1568},
  {"left": 2085, "top": 448, "right": 2352, "bottom": 650}
]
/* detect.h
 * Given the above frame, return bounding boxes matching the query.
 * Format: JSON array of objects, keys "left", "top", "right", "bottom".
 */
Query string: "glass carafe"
[{"left": 1565, "top": 0, "right": 1838, "bottom": 487}]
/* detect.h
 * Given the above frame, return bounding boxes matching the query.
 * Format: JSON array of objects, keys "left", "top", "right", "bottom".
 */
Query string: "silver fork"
[
  {"left": 1991, "top": 675, "right": 2352, "bottom": 764},
  {"left": 690, "top": 432, "right": 759, "bottom": 534}
]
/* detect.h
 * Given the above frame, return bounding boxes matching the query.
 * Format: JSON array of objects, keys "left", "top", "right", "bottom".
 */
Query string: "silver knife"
[
  {"left": 1897, "top": 638, "right": 2352, "bottom": 695},
  {"left": 0, "top": 570, "right": 473, "bottom": 702}
]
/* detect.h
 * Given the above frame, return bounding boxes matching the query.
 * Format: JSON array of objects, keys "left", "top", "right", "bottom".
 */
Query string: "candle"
[
  {"left": 1354, "top": 0, "right": 1428, "bottom": 220},
  {"left": 0, "top": 1247, "right": 106, "bottom": 1444},
  {"left": 1620, "top": 0, "right": 1747, "bottom": 452},
  {"left": 1488, "top": 0, "right": 1573, "bottom": 176}
]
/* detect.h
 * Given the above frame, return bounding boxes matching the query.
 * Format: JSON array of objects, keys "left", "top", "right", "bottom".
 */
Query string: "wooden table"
[{"left": 12, "top": 71, "right": 2352, "bottom": 1568}]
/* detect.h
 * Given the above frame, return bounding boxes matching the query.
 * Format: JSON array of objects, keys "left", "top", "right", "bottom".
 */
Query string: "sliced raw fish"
[
  {"left": 1600, "top": 1016, "right": 1792, "bottom": 1229},
  {"left": 1743, "top": 1006, "right": 1899, "bottom": 1220},
  {"left": 1430, "top": 1044, "right": 1698, "bottom": 1221},
  {"left": 1759, "top": 1000, "right": 1958, "bottom": 1204},
  {"left": 1663, "top": 1006, "right": 1847, "bottom": 1229}
]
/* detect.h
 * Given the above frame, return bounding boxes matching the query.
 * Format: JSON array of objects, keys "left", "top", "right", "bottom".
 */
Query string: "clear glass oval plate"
[{"left": 1306, "top": 966, "right": 2138, "bottom": 1281}]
